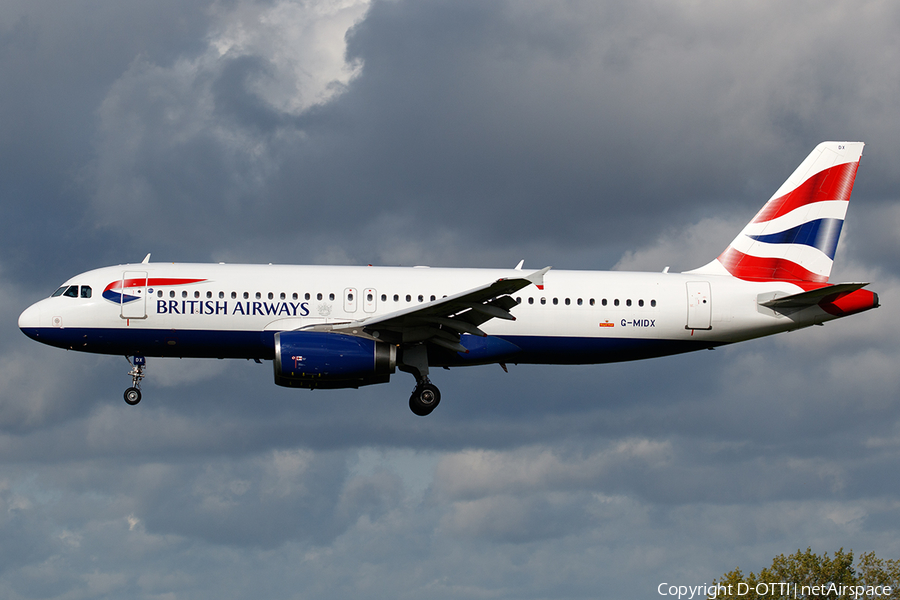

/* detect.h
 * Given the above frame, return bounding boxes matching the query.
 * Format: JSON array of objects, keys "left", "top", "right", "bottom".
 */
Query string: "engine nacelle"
[{"left": 273, "top": 331, "right": 396, "bottom": 389}]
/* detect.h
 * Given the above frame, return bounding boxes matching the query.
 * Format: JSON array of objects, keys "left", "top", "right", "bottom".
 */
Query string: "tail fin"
[{"left": 690, "top": 142, "right": 864, "bottom": 283}]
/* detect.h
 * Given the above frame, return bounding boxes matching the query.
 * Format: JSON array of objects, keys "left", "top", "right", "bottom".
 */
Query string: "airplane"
[{"left": 19, "top": 141, "right": 879, "bottom": 416}]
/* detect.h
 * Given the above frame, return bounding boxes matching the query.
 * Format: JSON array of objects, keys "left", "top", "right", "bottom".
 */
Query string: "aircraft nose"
[{"left": 18, "top": 302, "right": 42, "bottom": 337}]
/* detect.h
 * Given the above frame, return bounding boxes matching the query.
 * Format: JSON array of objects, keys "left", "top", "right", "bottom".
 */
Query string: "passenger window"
[
  {"left": 614, "top": 299, "right": 619, "bottom": 306},
  {"left": 206, "top": 291, "right": 212, "bottom": 299},
  {"left": 305, "top": 293, "right": 311, "bottom": 300},
  {"left": 601, "top": 299, "right": 607, "bottom": 306},
  {"left": 565, "top": 298, "right": 570, "bottom": 305},
  {"left": 157, "top": 290, "right": 163, "bottom": 297},
  {"left": 626, "top": 299, "right": 632, "bottom": 307},
  {"left": 381, "top": 294, "right": 387, "bottom": 302},
  {"left": 232, "top": 292, "right": 237, "bottom": 299},
  {"left": 590, "top": 299, "right": 596, "bottom": 306},
  {"left": 418, "top": 295, "right": 424, "bottom": 302},
  {"left": 528, "top": 297, "right": 534, "bottom": 305},
  {"left": 394, "top": 294, "right": 399, "bottom": 302},
  {"left": 182, "top": 291, "right": 188, "bottom": 298},
  {"left": 80, "top": 286, "right": 92, "bottom": 298},
  {"left": 552, "top": 298, "right": 558, "bottom": 305},
  {"left": 638, "top": 299, "right": 644, "bottom": 307},
  {"left": 430, "top": 295, "right": 436, "bottom": 302},
  {"left": 243, "top": 292, "right": 249, "bottom": 299},
  {"left": 220, "top": 291, "right": 225, "bottom": 299},
  {"left": 406, "top": 295, "right": 411, "bottom": 302},
  {"left": 540, "top": 298, "right": 546, "bottom": 305},
  {"left": 256, "top": 292, "right": 262, "bottom": 300},
  {"left": 268, "top": 292, "right": 274, "bottom": 300},
  {"left": 170, "top": 291, "right": 176, "bottom": 298},
  {"left": 651, "top": 299, "right": 657, "bottom": 307},
  {"left": 577, "top": 298, "right": 583, "bottom": 306},
  {"left": 292, "top": 293, "right": 298, "bottom": 300},
  {"left": 63, "top": 286, "right": 78, "bottom": 298},
  {"left": 280, "top": 292, "right": 286, "bottom": 300},
  {"left": 329, "top": 293, "right": 335, "bottom": 301}
]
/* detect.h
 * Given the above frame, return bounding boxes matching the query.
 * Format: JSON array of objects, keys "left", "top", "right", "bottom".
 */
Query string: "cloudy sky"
[{"left": 3, "top": 1, "right": 900, "bottom": 598}]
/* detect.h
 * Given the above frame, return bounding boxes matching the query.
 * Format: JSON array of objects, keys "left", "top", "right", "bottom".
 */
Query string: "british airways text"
[{"left": 156, "top": 300, "right": 310, "bottom": 317}]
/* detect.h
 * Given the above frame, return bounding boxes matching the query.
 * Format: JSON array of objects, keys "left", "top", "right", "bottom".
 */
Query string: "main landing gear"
[
  {"left": 401, "top": 344, "right": 441, "bottom": 416},
  {"left": 409, "top": 381, "right": 441, "bottom": 417},
  {"left": 124, "top": 355, "right": 146, "bottom": 405}
]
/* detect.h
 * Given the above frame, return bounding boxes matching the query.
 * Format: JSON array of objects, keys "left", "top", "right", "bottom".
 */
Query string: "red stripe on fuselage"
[{"left": 105, "top": 278, "right": 207, "bottom": 292}]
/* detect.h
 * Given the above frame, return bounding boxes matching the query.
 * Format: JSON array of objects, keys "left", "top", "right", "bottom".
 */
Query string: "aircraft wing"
[{"left": 305, "top": 267, "right": 550, "bottom": 353}]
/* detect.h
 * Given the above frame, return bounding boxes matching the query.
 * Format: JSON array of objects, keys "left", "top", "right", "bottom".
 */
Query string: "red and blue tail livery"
[
  {"left": 693, "top": 142, "right": 863, "bottom": 284},
  {"left": 20, "top": 142, "right": 879, "bottom": 415}
]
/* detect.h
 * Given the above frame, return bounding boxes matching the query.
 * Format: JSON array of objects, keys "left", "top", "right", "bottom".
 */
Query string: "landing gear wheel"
[
  {"left": 409, "top": 383, "right": 441, "bottom": 416},
  {"left": 124, "top": 387, "right": 142, "bottom": 406}
]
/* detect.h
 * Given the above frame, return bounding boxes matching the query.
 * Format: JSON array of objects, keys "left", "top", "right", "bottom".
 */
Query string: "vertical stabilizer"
[{"left": 689, "top": 142, "right": 864, "bottom": 283}]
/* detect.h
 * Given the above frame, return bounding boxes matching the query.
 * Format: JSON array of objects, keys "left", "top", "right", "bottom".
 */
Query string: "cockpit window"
[{"left": 52, "top": 285, "right": 89, "bottom": 298}]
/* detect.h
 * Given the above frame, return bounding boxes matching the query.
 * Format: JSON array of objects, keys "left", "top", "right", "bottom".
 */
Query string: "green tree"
[{"left": 711, "top": 548, "right": 900, "bottom": 599}]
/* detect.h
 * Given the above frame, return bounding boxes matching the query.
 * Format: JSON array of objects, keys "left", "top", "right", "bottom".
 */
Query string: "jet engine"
[{"left": 273, "top": 331, "right": 396, "bottom": 389}]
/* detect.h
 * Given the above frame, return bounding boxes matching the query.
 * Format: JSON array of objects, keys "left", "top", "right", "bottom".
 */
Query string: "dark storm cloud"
[
  {"left": 77, "top": 0, "right": 900, "bottom": 273},
  {"left": 3, "top": 0, "right": 900, "bottom": 598},
  {"left": 0, "top": 0, "right": 216, "bottom": 285}
]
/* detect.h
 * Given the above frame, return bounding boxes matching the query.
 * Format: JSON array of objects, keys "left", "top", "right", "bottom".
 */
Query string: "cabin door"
[
  {"left": 686, "top": 281, "right": 711, "bottom": 330},
  {"left": 121, "top": 271, "right": 148, "bottom": 319}
]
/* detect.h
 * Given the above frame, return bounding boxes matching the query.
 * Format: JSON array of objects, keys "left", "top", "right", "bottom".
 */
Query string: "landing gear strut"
[
  {"left": 400, "top": 344, "right": 441, "bottom": 416},
  {"left": 124, "top": 355, "right": 146, "bottom": 406}
]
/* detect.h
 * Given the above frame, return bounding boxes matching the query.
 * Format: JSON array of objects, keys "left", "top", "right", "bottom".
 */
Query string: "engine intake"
[{"left": 273, "top": 331, "right": 396, "bottom": 389}]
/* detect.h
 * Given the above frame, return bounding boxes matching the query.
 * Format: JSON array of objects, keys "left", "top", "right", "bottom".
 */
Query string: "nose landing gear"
[{"left": 124, "top": 355, "right": 146, "bottom": 405}]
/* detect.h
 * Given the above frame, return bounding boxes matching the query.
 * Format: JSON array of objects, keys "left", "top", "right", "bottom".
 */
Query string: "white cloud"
[
  {"left": 432, "top": 441, "right": 672, "bottom": 501},
  {"left": 210, "top": 0, "right": 370, "bottom": 114},
  {"left": 613, "top": 217, "right": 742, "bottom": 273},
  {"left": 89, "top": 0, "right": 371, "bottom": 232}
]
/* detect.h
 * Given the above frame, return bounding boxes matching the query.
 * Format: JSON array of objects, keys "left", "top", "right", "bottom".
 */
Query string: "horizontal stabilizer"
[{"left": 760, "top": 283, "right": 869, "bottom": 309}]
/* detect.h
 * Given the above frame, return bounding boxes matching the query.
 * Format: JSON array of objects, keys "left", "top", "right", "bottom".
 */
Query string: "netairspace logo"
[{"left": 657, "top": 582, "right": 894, "bottom": 599}]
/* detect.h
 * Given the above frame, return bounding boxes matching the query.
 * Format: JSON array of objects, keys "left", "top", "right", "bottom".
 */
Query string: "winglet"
[
  {"left": 142, "top": 253, "right": 151, "bottom": 264},
  {"left": 514, "top": 260, "right": 525, "bottom": 270},
  {"left": 526, "top": 266, "right": 551, "bottom": 288}
]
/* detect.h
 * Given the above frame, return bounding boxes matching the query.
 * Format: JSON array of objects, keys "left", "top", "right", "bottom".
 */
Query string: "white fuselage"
[{"left": 19, "top": 262, "right": 836, "bottom": 365}]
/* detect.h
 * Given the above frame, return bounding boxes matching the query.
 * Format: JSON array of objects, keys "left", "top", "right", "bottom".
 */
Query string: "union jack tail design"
[{"left": 691, "top": 142, "right": 864, "bottom": 283}]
